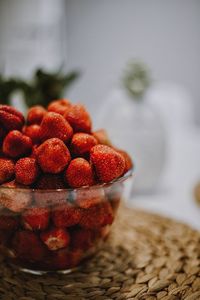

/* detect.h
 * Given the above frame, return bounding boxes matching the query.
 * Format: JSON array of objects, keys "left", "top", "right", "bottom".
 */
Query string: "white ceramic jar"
[{"left": 97, "top": 88, "right": 166, "bottom": 194}]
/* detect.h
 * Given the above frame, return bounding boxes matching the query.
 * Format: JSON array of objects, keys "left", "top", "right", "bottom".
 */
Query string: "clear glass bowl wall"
[{"left": 0, "top": 171, "right": 132, "bottom": 274}]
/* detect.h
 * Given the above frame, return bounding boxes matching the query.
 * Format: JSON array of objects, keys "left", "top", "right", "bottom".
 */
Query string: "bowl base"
[{"left": 10, "top": 263, "right": 79, "bottom": 275}]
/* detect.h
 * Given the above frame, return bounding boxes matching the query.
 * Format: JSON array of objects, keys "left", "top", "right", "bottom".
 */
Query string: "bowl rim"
[{"left": 0, "top": 169, "right": 133, "bottom": 193}]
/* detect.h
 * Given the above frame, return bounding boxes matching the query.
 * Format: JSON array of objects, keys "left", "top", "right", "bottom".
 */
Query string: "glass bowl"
[{"left": 0, "top": 170, "right": 132, "bottom": 274}]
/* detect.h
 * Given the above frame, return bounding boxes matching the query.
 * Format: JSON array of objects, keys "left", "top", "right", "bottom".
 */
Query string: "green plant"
[
  {"left": 0, "top": 68, "right": 80, "bottom": 107},
  {"left": 0, "top": 76, "right": 21, "bottom": 105}
]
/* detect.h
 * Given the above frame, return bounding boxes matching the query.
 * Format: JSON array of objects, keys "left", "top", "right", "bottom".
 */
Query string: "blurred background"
[{"left": 0, "top": 0, "right": 200, "bottom": 228}]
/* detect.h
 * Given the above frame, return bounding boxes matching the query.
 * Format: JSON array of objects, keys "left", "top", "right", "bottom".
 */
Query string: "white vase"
[{"left": 96, "top": 88, "right": 166, "bottom": 194}]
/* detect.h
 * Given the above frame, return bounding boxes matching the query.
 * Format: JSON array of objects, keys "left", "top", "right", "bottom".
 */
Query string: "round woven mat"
[{"left": 0, "top": 205, "right": 200, "bottom": 300}]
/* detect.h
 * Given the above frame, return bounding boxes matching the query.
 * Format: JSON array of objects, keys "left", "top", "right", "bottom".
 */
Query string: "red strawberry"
[
  {"left": 75, "top": 188, "right": 104, "bottom": 209},
  {"left": 0, "top": 158, "right": 15, "bottom": 184},
  {"left": 51, "top": 248, "right": 83, "bottom": 270},
  {"left": 15, "top": 157, "right": 40, "bottom": 185},
  {"left": 0, "top": 210, "right": 19, "bottom": 231},
  {"left": 115, "top": 148, "right": 133, "bottom": 173},
  {"left": 36, "top": 138, "right": 71, "bottom": 174},
  {"left": 22, "top": 207, "right": 50, "bottom": 231},
  {"left": 27, "top": 105, "right": 47, "bottom": 125},
  {"left": 52, "top": 204, "right": 81, "bottom": 227},
  {"left": 71, "top": 133, "right": 98, "bottom": 156},
  {"left": 79, "top": 202, "right": 114, "bottom": 229},
  {"left": 65, "top": 158, "right": 95, "bottom": 188},
  {"left": 30, "top": 144, "right": 39, "bottom": 158},
  {"left": 3, "top": 130, "right": 32, "bottom": 158},
  {"left": 71, "top": 228, "right": 95, "bottom": 250},
  {"left": 35, "top": 174, "right": 66, "bottom": 190},
  {"left": 64, "top": 104, "right": 92, "bottom": 133},
  {"left": 34, "top": 174, "right": 67, "bottom": 207},
  {"left": 40, "top": 228, "right": 70, "bottom": 251},
  {"left": 0, "top": 105, "right": 25, "bottom": 131},
  {"left": 0, "top": 180, "right": 32, "bottom": 212},
  {"left": 23, "top": 124, "right": 41, "bottom": 144},
  {"left": 48, "top": 99, "right": 72, "bottom": 115},
  {"left": 40, "top": 112, "right": 73, "bottom": 143},
  {"left": 12, "top": 230, "right": 46, "bottom": 261},
  {"left": 36, "top": 174, "right": 66, "bottom": 190},
  {"left": 90, "top": 145, "right": 125, "bottom": 183},
  {"left": 92, "top": 129, "right": 112, "bottom": 146}
]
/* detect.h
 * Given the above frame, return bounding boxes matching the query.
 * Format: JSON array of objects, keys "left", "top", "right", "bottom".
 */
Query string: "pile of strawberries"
[{"left": 0, "top": 100, "right": 132, "bottom": 270}]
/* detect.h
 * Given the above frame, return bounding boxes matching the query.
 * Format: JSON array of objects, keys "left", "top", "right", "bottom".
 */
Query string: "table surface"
[
  {"left": 127, "top": 128, "right": 200, "bottom": 230},
  {"left": 2, "top": 206, "right": 200, "bottom": 299}
]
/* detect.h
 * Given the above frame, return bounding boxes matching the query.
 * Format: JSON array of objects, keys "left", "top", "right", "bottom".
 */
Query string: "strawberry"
[
  {"left": 92, "top": 129, "right": 112, "bottom": 146},
  {"left": 12, "top": 230, "right": 46, "bottom": 261},
  {"left": 51, "top": 248, "right": 83, "bottom": 270},
  {"left": 0, "top": 210, "right": 19, "bottom": 231},
  {"left": 75, "top": 188, "right": 104, "bottom": 209},
  {"left": 0, "top": 105, "right": 25, "bottom": 131},
  {"left": 40, "top": 228, "right": 70, "bottom": 251},
  {"left": 3, "top": 130, "right": 32, "bottom": 158},
  {"left": 36, "top": 138, "right": 71, "bottom": 174},
  {"left": 29, "top": 144, "right": 39, "bottom": 158},
  {"left": 79, "top": 202, "right": 114, "bottom": 229},
  {"left": 0, "top": 158, "right": 15, "bottom": 184},
  {"left": 65, "top": 158, "right": 95, "bottom": 188},
  {"left": 22, "top": 207, "right": 50, "bottom": 231},
  {"left": 15, "top": 157, "right": 40, "bottom": 185},
  {"left": 64, "top": 104, "right": 92, "bottom": 133},
  {"left": 34, "top": 174, "right": 67, "bottom": 207},
  {"left": 23, "top": 124, "right": 41, "bottom": 144},
  {"left": 71, "top": 133, "right": 98, "bottom": 156},
  {"left": 27, "top": 105, "right": 47, "bottom": 125},
  {"left": 90, "top": 145, "right": 125, "bottom": 183},
  {"left": 71, "top": 228, "right": 95, "bottom": 250},
  {"left": 48, "top": 99, "right": 72, "bottom": 115},
  {"left": 35, "top": 174, "right": 66, "bottom": 190},
  {"left": 52, "top": 204, "right": 81, "bottom": 227},
  {"left": 0, "top": 180, "right": 32, "bottom": 212},
  {"left": 115, "top": 148, "right": 133, "bottom": 173},
  {"left": 40, "top": 112, "right": 73, "bottom": 143}
]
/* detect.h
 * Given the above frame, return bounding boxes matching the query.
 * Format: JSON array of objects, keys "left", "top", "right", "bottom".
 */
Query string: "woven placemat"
[{"left": 0, "top": 205, "right": 200, "bottom": 300}]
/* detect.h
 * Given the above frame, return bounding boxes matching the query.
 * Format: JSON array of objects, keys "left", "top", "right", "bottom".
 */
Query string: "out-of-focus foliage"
[{"left": 0, "top": 68, "right": 80, "bottom": 107}]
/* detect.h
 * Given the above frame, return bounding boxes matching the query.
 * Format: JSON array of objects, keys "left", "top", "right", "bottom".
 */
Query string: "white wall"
[
  {"left": 0, "top": 0, "right": 66, "bottom": 78},
  {"left": 65, "top": 0, "right": 200, "bottom": 123}
]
